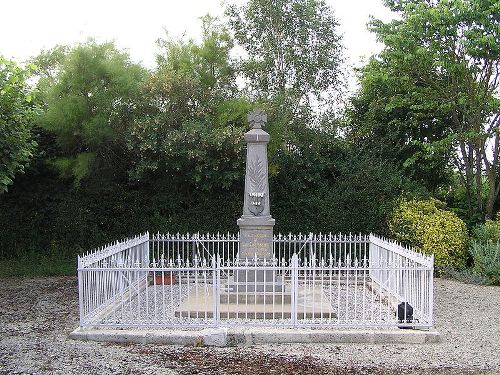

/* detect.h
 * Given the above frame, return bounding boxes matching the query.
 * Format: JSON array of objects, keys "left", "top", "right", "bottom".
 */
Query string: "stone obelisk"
[{"left": 237, "top": 110, "right": 275, "bottom": 261}]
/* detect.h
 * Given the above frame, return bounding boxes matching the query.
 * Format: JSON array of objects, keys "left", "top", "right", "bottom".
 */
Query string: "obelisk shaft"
[{"left": 237, "top": 110, "right": 275, "bottom": 260}]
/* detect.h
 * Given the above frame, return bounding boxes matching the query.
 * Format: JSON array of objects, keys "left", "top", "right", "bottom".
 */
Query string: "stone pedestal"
[
  {"left": 176, "top": 286, "right": 335, "bottom": 319},
  {"left": 227, "top": 272, "right": 286, "bottom": 293},
  {"left": 233, "top": 216, "right": 281, "bottom": 293}
]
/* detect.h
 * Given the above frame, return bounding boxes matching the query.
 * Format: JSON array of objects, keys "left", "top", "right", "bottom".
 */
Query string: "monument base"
[
  {"left": 174, "top": 285, "right": 335, "bottom": 319},
  {"left": 236, "top": 215, "right": 278, "bottom": 294},
  {"left": 219, "top": 290, "right": 291, "bottom": 304},
  {"left": 237, "top": 215, "right": 275, "bottom": 260},
  {"left": 224, "top": 274, "right": 286, "bottom": 293}
]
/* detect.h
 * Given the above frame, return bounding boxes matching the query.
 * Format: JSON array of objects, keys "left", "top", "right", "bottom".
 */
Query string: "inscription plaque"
[{"left": 239, "top": 229, "right": 273, "bottom": 259}]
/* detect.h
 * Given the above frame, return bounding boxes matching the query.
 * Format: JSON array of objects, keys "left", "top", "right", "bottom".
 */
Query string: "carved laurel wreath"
[{"left": 248, "top": 156, "right": 265, "bottom": 193}]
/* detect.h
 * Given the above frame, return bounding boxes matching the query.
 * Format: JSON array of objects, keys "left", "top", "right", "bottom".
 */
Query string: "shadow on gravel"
[
  {"left": 127, "top": 345, "right": 384, "bottom": 375},
  {"left": 124, "top": 346, "right": 488, "bottom": 375}
]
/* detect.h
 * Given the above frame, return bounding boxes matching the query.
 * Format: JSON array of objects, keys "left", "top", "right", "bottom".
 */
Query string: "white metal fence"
[{"left": 77, "top": 232, "right": 434, "bottom": 329}]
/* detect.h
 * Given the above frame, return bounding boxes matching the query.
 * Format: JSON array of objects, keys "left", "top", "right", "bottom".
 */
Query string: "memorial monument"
[
  {"left": 237, "top": 109, "right": 275, "bottom": 260},
  {"left": 225, "top": 109, "right": 285, "bottom": 294},
  {"left": 176, "top": 109, "right": 330, "bottom": 318}
]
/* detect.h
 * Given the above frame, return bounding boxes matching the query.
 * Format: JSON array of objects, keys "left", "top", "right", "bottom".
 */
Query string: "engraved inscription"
[{"left": 239, "top": 230, "right": 273, "bottom": 259}]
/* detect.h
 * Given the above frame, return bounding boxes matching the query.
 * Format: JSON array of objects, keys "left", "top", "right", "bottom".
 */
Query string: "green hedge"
[
  {"left": 0, "top": 148, "right": 422, "bottom": 259},
  {"left": 469, "top": 241, "right": 500, "bottom": 285},
  {"left": 472, "top": 218, "right": 500, "bottom": 244},
  {"left": 0, "top": 168, "right": 243, "bottom": 258}
]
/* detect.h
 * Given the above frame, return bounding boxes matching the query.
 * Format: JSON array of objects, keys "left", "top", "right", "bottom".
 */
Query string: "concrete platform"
[
  {"left": 70, "top": 326, "right": 441, "bottom": 346},
  {"left": 176, "top": 285, "right": 335, "bottom": 319}
]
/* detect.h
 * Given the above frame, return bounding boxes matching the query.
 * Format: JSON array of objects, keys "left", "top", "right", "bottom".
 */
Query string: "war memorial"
[{"left": 71, "top": 110, "right": 438, "bottom": 345}]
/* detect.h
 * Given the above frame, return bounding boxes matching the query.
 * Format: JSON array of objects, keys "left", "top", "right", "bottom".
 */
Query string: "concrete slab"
[
  {"left": 219, "top": 292, "right": 292, "bottom": 304},
  {"left": 176, "top": 285, "right": 335, "bottom": 319},
  {"left": 70, "top": 326, "right": 441, "bottom": 346}
]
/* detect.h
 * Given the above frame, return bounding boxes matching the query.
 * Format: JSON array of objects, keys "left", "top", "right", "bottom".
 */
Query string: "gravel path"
[{"left": 0, "top": 276, "right": 498, "bottom": 374}]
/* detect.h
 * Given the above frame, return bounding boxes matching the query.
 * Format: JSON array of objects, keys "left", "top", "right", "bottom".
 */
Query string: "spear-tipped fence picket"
[{"left": 77, "top": 232, "right": 434, "bottom": 329}]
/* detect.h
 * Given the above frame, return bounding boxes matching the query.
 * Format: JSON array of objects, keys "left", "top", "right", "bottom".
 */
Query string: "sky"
[{"left": 1, "top": 0, "right": 395, "bottom": 71}]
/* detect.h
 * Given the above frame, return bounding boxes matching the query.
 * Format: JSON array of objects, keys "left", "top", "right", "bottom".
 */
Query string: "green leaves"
[
  {"left": 227, "top": 0, "right": 345, "bottom": 149},
  {"left": 388, "top": 198, "right": 469, "bottom": 270},
  {"left": 350, "top": 0, "right": 499, "bottom": 220},
  {"left": 36, "top": 40, "right": 148, "bottom": 182},
  {"left": 0, "top": 56, "right": 37, "bottom": 193},
  {"left": 127, "top": 19, "right": 248, "bottom": 192}
]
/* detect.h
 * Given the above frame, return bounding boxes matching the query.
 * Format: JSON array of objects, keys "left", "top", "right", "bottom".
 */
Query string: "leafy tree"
[
  {"left": 348, "top": 57, "right": 454, "bottom": 191},
  {"left": 128, "top": 17, "right": 251, "bottom": 192},
  {"left": 29, "top": 45, "right": 69, "bottom": 109},
  {"left": 226, "top": 0, "right": 344, "bottom": 150},
  {"left": 37, "top": 40, "right": 148, "bottom": 182},
  {"left": 0, "top": 56, "right": 37, "bottom": 193},
  {"left": 350, "top": 0, "right": 499, "bottom": 220},
  {"left": 270, "top": 124, "right": 426, "bottom": 234}
]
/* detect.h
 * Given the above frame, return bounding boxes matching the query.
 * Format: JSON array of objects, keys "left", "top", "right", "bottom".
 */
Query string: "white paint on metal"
[{"left": 77, "top": 233, "right": 434, "bottom": 329}]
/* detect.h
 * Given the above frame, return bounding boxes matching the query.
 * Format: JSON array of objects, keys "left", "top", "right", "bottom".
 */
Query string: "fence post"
[
  {"left": 212, "top": 256, "right": 220, "bottom": 326},
  {"left": 77, "top": 256, "right": 85, "bottom": 328},
  {"left": 308, "top": 232, "right": 314, "bottom": 258},
  {"left": 143, "top": 232, "right": 150, "bottom": 266},
  {"left": 428, "top": 255, "right": 434, "bottom": 326},
  {"left": 368, "top": 234, "right": 376, "bottom": 282},
  {"left": 291, "top": 253, "right": 298, "bottom": 326}
]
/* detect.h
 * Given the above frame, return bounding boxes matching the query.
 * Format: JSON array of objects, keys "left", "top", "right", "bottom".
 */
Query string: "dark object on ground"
[{"left": 398, "top": 302, "right": 414, "bottom": 324}]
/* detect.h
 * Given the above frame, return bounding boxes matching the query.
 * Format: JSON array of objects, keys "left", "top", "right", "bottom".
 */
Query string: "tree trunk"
[
  {"left": 459, "top": 139, "right": 475, "bottom": 219},
  {"left": 484, "top": 134, "right": 499, "bottom": 219},
  {"left": 474, "top": 143, "right": 483, "bottom": 217},
  {"left": 485, "top": 172, "right": 498, "bottom": 220}
]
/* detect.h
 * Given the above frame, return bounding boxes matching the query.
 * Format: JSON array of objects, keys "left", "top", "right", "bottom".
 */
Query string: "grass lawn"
[{"left": 0, "top": 252, "right": 76, "bottom": 277}]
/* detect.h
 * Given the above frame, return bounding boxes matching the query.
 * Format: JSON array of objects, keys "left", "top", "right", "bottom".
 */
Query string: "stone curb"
[{"left": 69, "top": 327, "right": 440, "bottom": 347}]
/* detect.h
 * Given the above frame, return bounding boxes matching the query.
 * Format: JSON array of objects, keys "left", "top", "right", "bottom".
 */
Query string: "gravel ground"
[{"left": 0, "top": 276, "right": 498, "bottom": 374}]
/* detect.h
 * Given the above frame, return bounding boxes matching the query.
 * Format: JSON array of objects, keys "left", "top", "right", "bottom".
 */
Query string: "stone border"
[{"left": 70, "top": 327, "right": 440, "bottom": 347}]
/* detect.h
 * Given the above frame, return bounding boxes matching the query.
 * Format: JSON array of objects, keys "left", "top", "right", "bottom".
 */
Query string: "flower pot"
[{"left": 151, "top": 272, "right": 177, "bottom": 285}]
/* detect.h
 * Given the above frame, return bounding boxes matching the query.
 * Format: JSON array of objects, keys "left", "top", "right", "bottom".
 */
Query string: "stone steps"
[
  {"left": 175, "top": 285, "right": 336, "bottom": 320},
  {"left": 219, "top": 292, "right": 292, "bottom": 304}
]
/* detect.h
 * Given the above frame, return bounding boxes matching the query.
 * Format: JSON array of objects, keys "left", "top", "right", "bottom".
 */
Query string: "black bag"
[{"left": 397, "top": 302, "right": 413, "bottom": 323}]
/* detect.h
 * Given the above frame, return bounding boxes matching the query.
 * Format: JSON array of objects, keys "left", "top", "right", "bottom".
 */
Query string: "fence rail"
[{"left": 78, "top": 232, "right": 434, "bottom": 329}]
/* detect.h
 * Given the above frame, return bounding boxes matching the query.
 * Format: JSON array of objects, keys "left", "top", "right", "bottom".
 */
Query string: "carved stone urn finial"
[{"left": 248, "top": 110, "right": 267, "bottom": 129}]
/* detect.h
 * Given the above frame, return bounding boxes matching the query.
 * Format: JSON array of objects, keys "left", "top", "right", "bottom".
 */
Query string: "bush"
[
  {"left": 472, "top": 219, "right": 500, "bottom": 244},
  {"left": 469, "top": 217, "right": 500, "bottom": 285},
  {"left": 0, "top": 252, "right": 75, "bottom": 278},
  {"left": 469, "top": 241, "right": 500, "bottom": 285},
  {"left": 388, "top": 198, "right": 469, "bottom": 270}
]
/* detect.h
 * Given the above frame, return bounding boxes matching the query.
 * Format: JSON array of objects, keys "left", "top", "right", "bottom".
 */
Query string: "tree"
[
  {"left": 348, "top": 57, "right": 454, "bottom": 191},
  {"left": 37, "top": 40, "right": 147, "bottom": 182},
  {"left": 0, "top": 56, "right": 37, "bottom": 193},
  {"left": 29, "top": 45, "right": 69, "bottom": 108},
  {"left": 350, "top": 0, "right": 499, "bottom": 220},
  {"left": 226, "top": 0, "right": 344, "bottom": 149},
  {"left": 128, "top": 17, "right": 251, "bottom": 191}
]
